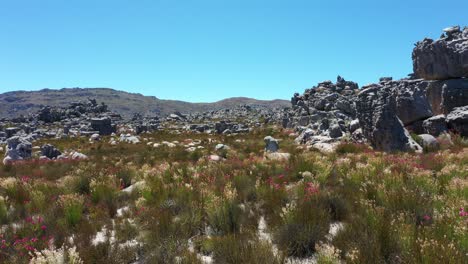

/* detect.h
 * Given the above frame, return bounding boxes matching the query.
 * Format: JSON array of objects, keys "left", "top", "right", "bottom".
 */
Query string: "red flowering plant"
[{"left": 0, "top": 215, "right": 51, "bottom": 260}]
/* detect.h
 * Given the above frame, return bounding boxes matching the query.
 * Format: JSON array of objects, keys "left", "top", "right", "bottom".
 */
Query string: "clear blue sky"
[{"left": 1, "top": 0, "right": 467, "bottom": 102}]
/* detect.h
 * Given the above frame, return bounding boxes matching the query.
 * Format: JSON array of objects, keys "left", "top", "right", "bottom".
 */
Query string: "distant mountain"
[{"left": 0, "top": 88, "right": 290, "bottom": 118}]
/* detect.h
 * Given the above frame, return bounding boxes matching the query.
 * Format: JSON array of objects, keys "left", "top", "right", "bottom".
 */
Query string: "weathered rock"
[
  {"left": 328, "top": 124, "right": 343, "bottom": 138},
  {"left": 264, "top": 136, "right": 279, "bottom": 152},
  {"left": 418, "top": 134, "right": 440, "bottom": 150},
  {"left": 264, "top": 152, "right": 290, "bottom": 161},
  {"left": 422, "top": 115, "right": 448, "bottom": 136},
  {"left": 215, "top": 144, "right": 229, "bottom": 151},
  {"left": 426, "top": 79, "right": 468, "bottom": 115},
  {"left": 69, "top": 151, "right": 88, "bottom": 160},
  {"left": 5, "top": 127, "right": 20, "bottom": 138},
  {"left": 357, "top": 85, "right": 422, "bottom": 152},
  {"left": 3, "top": 136, "right": 32, "bottom": 164},
  {"left": 119, "top": 134, "right": 140, "bottom": 144},
  {"left": 37, "top": 106, "right": 64, "bottom": 123},
  {"left": 379, "top": 77, "right": 393, "bottom": 83},
  {"left": 208, "top": 154, "right": 222, "bottom": 162},
  {"left": 41, "top": 144, "right": 62, "bottom": 159},
  {"left": 90, "top": 133, "right": 100, "bottom": 141},
  {"left": 349, "top": 119, "right": 360, "bottom": 133},
  {"left": 90, "top": 117, "right": 115, "bottom": 135},
  {"left": 395, "top": 81, "right": 433, "bottom": 125},
  {"left": 447, "top": 106, "right": 468, "bottom": 137},
  {"left": 413, "top": 26, "right": 468, "bottom": 80}
]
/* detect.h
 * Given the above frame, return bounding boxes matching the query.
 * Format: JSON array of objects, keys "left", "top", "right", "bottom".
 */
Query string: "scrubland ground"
[{"left": 0, "top": 127, "right": 467, "bottom": 263}]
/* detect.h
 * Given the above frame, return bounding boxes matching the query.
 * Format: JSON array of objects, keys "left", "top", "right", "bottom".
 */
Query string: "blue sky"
[{"left": 1, "top": 0, "right": 467, "bottom": 102}]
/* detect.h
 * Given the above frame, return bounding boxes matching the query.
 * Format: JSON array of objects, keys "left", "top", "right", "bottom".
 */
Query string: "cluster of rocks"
[
  {"left": 37, "top": 98, "right": 109, "bottom": 123},
  {"left": 282, "top": 76, "right": 362, "bottom": 151},
  {"left": 357, "top": 26, "right": 468, "bottom": 151},
  {"left": 170, "top": 105, "right": 284, "bottom": 135},
  {"left": 413, "top": 26, "right": 468, "bottom": 80},
  {"left": 286, "top": 26, "right": 468, "bottom": 152},
  {"left": 2, "top": 136, "right": 87, "bottom": 165}
]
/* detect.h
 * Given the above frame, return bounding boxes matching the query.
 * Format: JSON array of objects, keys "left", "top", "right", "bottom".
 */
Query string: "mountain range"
[{"left": 0, "top": 88, "right": 290, "bottom": 118}]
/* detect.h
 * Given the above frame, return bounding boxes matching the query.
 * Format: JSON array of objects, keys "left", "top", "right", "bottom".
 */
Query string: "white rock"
[
  {"left": 215, "top": 144, "right": 229, "bottom": 151},
  {"left": 264, "top": 152, "right": 290, "bottom": 161},
  {"left": 186, "top": 147, "right": 197, "bottom": 152},
  {"left": 90, "top": 133, "right": 100, "bottom": 141},
  {"left": 70, "top": 151, "right": 88, "bottom": 160},
  {"left": 209, "top": 155, "right": 221, "bottom": 161}
]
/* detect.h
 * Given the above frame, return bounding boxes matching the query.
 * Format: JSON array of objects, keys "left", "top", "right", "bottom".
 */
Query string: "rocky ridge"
[{"left": 284, "top": 26, "right": 468, "bottom": 152}]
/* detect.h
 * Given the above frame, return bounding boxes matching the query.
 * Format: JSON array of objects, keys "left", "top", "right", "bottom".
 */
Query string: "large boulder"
[
  {"left": 37, "top": 106, "right": 64, "bottom": 123},
  {"left": 395, "top": 81, "right": 433, "bottom": 125},
  {"left": 5, "top": 127, "right": 21, "bottom": 138},
  {"left": 41, "top": 144, "right": 62, "bottom": 159},
  {"left": 357, "top": 85, "right": 422, "bottom": 152},
  {"left": 264, "top": 136, "right": 279, "bottom": 152},
  {"left": 413, "top": 26, "right": 468, "bottom": 80},
  {"left": 422, "top": 115, "right": 448, "bottom": 136},
  {"left": 3, "top": 136, "right": 32, "bottom": 165},
  {"left": 447, "top": 106, "right": 468, "bottom": 137},
  {"left": 90, "top": 117, "right": 115, "bottom": 135},
  {"left": 418, "top": 134, "right": 440, "bottom": 150},
  {"left": 425, "top": 79, "right": 468, "bottom": 115}
]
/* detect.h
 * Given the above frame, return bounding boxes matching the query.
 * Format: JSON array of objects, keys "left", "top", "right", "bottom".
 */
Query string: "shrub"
[
  {"left": 335, "top": 142, "right": 369, "bottom": 154},
  {"left": 233, "top": 174, "right": 257, "bottom": 202},
  {"left": 333, "top": 209, "right": 402, "bottom": 263},
  {"left": 212, "top": 235, "right": 282, "bottom": 264},
  {"left": 90, "top": 176, "right": 118, "bottom": 216},
  {"left": 208, "top": 199, "right": 243, "bottom": 235},
  {"left": 0, "top": 197, "right": 8, "bottom": 224},
  {"left": 275, "top": 197, "right": 331, "bottom": 257},
  {"left": 58, "top": 194, "right": 84, "bottom": 227}
]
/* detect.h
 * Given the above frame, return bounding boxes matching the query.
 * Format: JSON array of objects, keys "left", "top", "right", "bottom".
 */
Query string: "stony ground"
[{"left": 0, "top": 126, "right": 467, "bottom": 263}]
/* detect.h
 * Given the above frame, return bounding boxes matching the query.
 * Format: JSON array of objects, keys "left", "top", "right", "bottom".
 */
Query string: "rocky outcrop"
[
  {"left": 357, "top": 85, "right": 422, "bottom": 152},
  {"left": 447, "top": 106, "right": 468, "bottom": 137},
  {"left": 413, "top": 26, "right": 468, "bottom": 80},
  {"left": 3, "top": 136, "right": 32, "bottom": 164},
  {"left": 426, "top": 79, "right": 468, "bottom": 115},
  {"left": 90, "top": 117, "right": 115, "bottom": 135},
  {"left": 41, "top": 144, "right": 62, "bottom": 159},
  {"left": 395, "top": 81, "right": 433, "bottom": 125},
  {"left": 422, "top": 115, "right": 448, "bottom": 136},
  {"left": 264, "top": 136, "right": 279, "bottom": 152},
  {"left": 283, "top": 76, "right": 360, "bottom": 151}
]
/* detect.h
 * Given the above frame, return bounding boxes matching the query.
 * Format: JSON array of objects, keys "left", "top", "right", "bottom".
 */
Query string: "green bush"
[
  {"left": 208, "top": 200, "right": 243, "bottom": 235},
  {"left": 275, "top": 197, "right": 331, "bottom": 257}
]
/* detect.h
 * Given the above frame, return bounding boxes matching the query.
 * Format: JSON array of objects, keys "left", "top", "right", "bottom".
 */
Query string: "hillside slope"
[{"left": 0, "top": 88, "right": 290, "bottom": 118}]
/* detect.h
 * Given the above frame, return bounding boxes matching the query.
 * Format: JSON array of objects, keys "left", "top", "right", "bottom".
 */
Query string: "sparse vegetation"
[{"left": 0, "top": 127, "right": 466, "bottom": 263}]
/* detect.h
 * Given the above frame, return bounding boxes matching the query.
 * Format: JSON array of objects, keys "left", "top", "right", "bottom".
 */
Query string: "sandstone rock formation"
[
  {"left": 413, "top": 26, "right": 468, "bottom": 80},
  {"left": 287, "top": 27, "right": 467, "bottom": 152},
  {"left": 90, "top": 117, "right": 115, "bottom": 135},
  {"left": 357, "top": 84, "right": 422, "bottom": 152},
  {"left": 447, "top": 106, "right": 468, "bottom": 137},
  {"left": 264, "top": 136, "right": 279, "bottom": 152},
  {"left": 3, "top": 136, "right": 32, "bottom": 164},
  {"left": 41, "top": 144, "right": 62, "bottom": 159}
]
